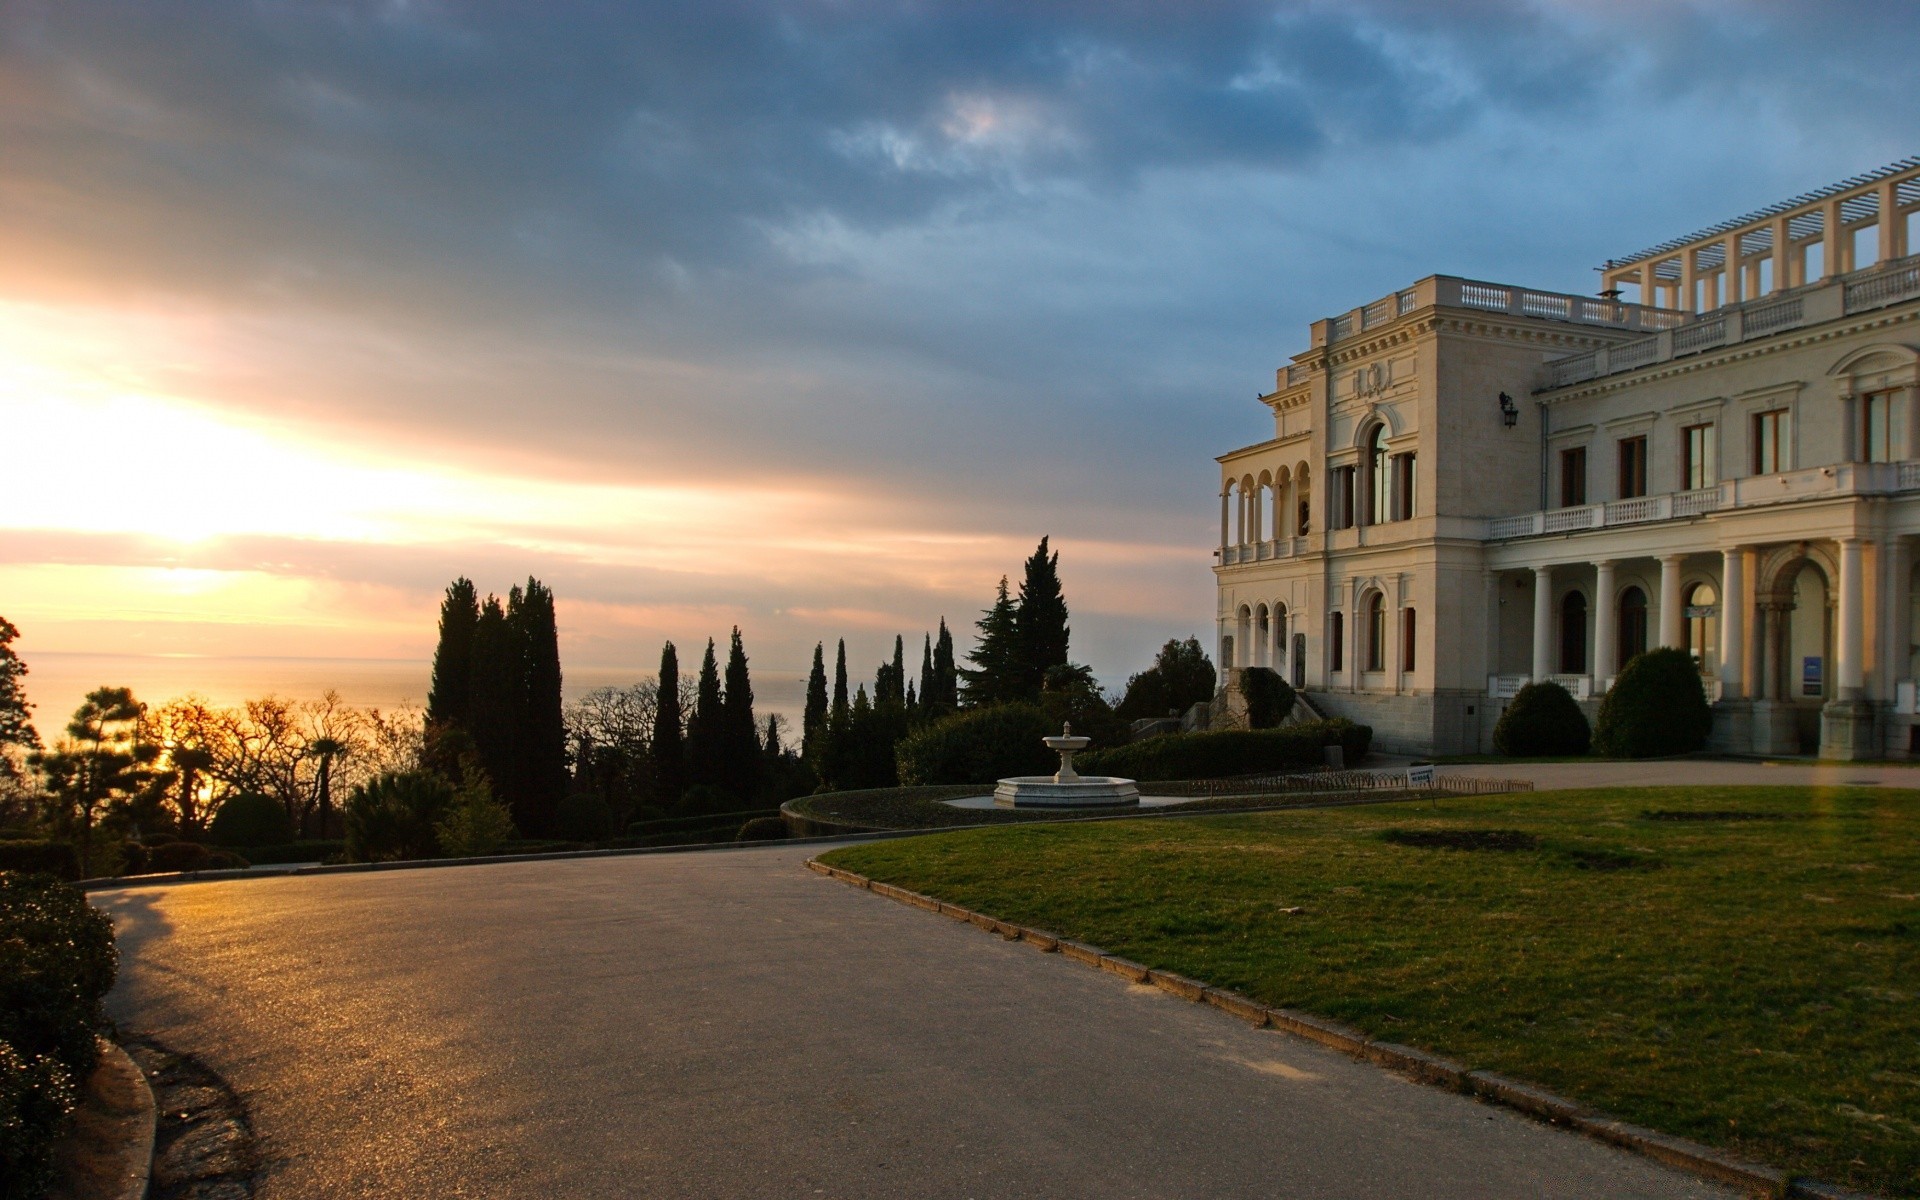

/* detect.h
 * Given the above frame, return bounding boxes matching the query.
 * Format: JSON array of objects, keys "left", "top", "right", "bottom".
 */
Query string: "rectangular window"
[
  {"left": 1402, "top": 608, "right": 1416, "bottom": 672},
  {"left": 1618, "top": 435, "right": 1648, "bottom": 498},
  {"left": 1681, "top": 423, "right": 1715, "bottom": 490},
  {"left": 1862, "top": 392, "right": 1892, "bottom": 462},
  {"left": 1390, "top": 453, "right": 1417, "bottom": 520},
  {"left": 1330, "top": 611, "right": 1344, "bottom": 672},
  {"left": 1752, "top": 409, "right": 1787, "bottom": 475},
  {"left": 1331, "top": 466, "right": 1356, "bottom": 529},
  {"left": 1559, "top": 447, "right": 1587, "bottom": 507}
]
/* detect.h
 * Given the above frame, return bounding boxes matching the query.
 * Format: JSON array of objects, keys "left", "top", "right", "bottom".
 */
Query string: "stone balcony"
[
  {"left": 1542, "top": 252, "right": 1920, "bottom": 390},
  {"left": 1484, "top": 460, "right": 1920, "bottom": 543}
]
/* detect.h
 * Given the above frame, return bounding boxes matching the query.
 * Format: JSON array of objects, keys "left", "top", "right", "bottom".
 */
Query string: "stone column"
[
  {"left": 1593, "top": 560, "right": 1616, "bottom": 684},
  {"left": 1886, "top": 538, "right": 1912, "bottom": 698},
  {"left": 1744, "top": 556, "right": 1766, "bottom": 698},
  {"left": 1838, "top": 537, "right": 1866, "bottom": 697},
  {"left": 1659, "top": 554, "right": 1685, "bottom": 649},
  {"left": 1219, "top": 490, "right": 1230, "bottom": 552},
  {"left": 1348, "top": 585, "right": 1361, "bottom": 694},
  {"left": 1720, "top": 547, "right": 1745, "bottom": 700},
  {"left": 1483, "top": 570, "right": 1501, "bottom": 685},
  {"left": 1250, "top": 485, "right": 1264, "bottom": 544},
  {"left": 1532, "top": 566, "right": 1554, "bottom": 682},
  {"left": 1761, "top": 605, "right": 1781, "bottom": 700}
]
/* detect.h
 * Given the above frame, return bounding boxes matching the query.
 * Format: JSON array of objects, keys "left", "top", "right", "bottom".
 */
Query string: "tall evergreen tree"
[
  {"left": 832, "top": 640, "right": 850, "bottom": 724},
  {"left": 961, "top": 578, "right": 1022, "bottom": 706},
  {"left": 650, "top": 642, "right": 686, "bottom": 808},
  {"left": 802, "top": 642, "right": 829, "bottom": 763},
  {"left": 905, "top": 679, "right": 917, "bottom": 713},
  {"left": 1013, "top": 536, "right": 1070, "bottom": 698},
  {"left": 685, "top": 638, "right": 725, "bottom": 797},
  {"left": 932, "top": 618, "right": 958, "bottom": 713},
  {"left": 918, "top": 634, "right": 935, "bottom": 713},
  {"left": 720, "top": 627, "right": 761, "bottom": 803},
  {"left": 426, "top": 578, "right": 480, "bottom": 728},
  {"left": 0, "top": 616, "right": 40, "bottom": 791},
  {"left": 888, "top": 636, "right": 906, "bottom": 706},
  {"left": 513, "top": 578, "right": 567, "bottom": 837},
  {"left": 467, "top": 594, "right": 526, "bottom": 822}
]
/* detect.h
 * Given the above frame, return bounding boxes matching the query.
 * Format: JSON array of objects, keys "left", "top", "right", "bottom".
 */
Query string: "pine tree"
[
  {"left": 0, "top": 616, "right": 40, "bottom": 791},
  {"left": 426, "top": 578, "right": 480, "bottom": 729},
  {"left": 650, "top": 642, "right": 686, "bottom": 808},
  {"left": 685, "top": 638, "right": 725, "bottom": 798},
  {"left": 802, "top": 643, "right": 828, "bottom": 763},
  {"left": 933, "top": 618, "right": 958, "bottom": 713},
  {"left": 961, "top": 577, "right": 1021, "bottom": 706},
  {"left": 832, "top": 640, "right": 850, "bottom": 724},
  {"left": 1013, "top": 536, "right": 1070, "bottom": 699},
  {"left": 720, "top": 627, "right": 761, "bottom": 803},
  {"left": 514, "top": 578, "right": 567, "bottom": 837}
]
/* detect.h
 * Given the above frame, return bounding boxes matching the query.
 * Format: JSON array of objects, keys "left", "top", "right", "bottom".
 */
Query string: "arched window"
[
  {"left": 1683, "top": 582, "right": 1719, "bottom": 676},
  {"left": 1618, "top": 586, "right": 1649, "bottom": 671},
  {"left": 1401, "top": 607, "right": 1416, "bottom": 672},
  {"left": 1366, "top": 592, "right": 1387, "bottom": 672},
  {"left": 1367, "top": 425, "right": 1389, "bottom": 525},
  {"left": 1560, "top": 591, "right": 1588, "bottom": 674}
]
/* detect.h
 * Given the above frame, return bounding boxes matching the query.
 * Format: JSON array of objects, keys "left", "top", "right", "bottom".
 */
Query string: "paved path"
[
  {"left": 98, "top": 846, "right": 1740, "bottom": 1199},
  {"left": 1430, "top": 756, "right": 1920, "bottom": 791}
]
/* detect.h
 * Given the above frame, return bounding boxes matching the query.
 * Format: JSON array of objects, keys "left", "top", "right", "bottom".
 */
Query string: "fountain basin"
[{"left": 993, "top": 775, "right": 1141, "bottom": 808}]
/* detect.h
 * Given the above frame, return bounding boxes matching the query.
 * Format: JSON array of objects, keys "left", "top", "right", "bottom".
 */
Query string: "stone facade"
[{"left": 1214, "top": 159, "right": 1920, "bottom": 758}]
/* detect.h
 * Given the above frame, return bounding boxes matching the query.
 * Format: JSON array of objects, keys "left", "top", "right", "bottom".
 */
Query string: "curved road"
[{"left": 98, "top": 844, "right": 1739, "bottom": 1199}]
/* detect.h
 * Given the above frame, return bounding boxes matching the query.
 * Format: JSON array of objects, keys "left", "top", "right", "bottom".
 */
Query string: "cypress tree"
[
  {"left": 933, "top": 618, "right": 958, "bottom": 712},
  {"left": 961, "top": 577, "right": 1021, "bottom": 706},
  {"left": 802, "top": 642, "right": 828, "bottom": 763},
  {"left": 720, "top": 627, "right": 761, "bottom": 803},
  {"left": 1013, "top": 536, "right": 1070, "bottom": 699},
  {"left": 888, "top": 636, "right": 906, "bottom": 706},
  {"left": 685, "top": 638, "right": 725, "bottom": 798},
  {"left": 906, "top": 679, "right": 917, "bottom": 713},
  {"left": 514, "top": 577, "right": 566, "bottom": 836},
  {"left": 832, "top": 640, "right": 849, "bottom": 724},
  {"left": 918, "top": 634, "right": 934, "bottom": 711},
  {"left": 650, "top": 642, "right": 686, "bottom": 809},
  {"left": 467, "top": 594, "right": 526, "bottom": 823},
  {"left": 427, "top": 577, "right": 480, "bottom": 729}
]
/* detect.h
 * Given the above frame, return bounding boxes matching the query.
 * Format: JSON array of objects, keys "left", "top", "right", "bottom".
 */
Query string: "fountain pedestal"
[{"left": 993, "top": 723, "right": 1141, "bottom": 808}]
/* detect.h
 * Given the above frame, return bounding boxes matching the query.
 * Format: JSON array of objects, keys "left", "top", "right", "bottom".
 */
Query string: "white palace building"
[{"left": 1214, "top": 158, "right": 1920, "bottom": 758}]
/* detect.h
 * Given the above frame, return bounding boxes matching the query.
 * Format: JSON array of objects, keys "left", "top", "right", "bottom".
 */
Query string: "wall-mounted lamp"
[{"left": 1499, "top": 392, "right": 1519, "bottom": 428}]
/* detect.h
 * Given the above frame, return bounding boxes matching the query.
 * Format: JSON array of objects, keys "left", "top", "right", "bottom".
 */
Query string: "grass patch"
[{"left": 822, "top": 786, "right": 1920, "bottom": 1196}]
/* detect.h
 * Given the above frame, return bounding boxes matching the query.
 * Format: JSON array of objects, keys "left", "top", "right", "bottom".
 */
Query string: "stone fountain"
[{"left": 993, "top": 723, "right": 1141, "bottom": 808}]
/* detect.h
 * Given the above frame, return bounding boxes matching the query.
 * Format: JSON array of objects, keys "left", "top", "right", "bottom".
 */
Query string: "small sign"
[
  {"left": 1802, "top": 656, "right": 1823, "bottom": 696},
  {"left": 1408, "top": 764, "right": 1436, "bottom": 787}
]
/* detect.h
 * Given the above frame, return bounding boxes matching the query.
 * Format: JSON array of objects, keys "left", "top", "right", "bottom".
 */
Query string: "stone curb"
[
  {"left": 806, "top": 855, "right": 1880, "bottom": 1200},
  {"left": 51, "top": 1038, "right": 156, "bottom": 1200}
]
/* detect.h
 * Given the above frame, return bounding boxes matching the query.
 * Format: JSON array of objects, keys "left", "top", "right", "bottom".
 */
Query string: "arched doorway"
[
  {"left": 1617, "top": 587, "right": 1649, "bottom": 671},
  {"left": 1271, "top": 604, "right": 1288, "bottom": 669},
  {"left": 1292, "top": 633, "right": 1307, "bottom": 689},
  {"left": 1365, "top": 591, "right": 1387, "bottom": 672},
  {"left": 1683, "top": 581, "right": 1719, "bottom": 677},
  {"left": 1253, "top": 604, "right": 1271, "bottom": 667},
  {"left": 1559, "top": 591, "right": 1587, "bottom": 674}
]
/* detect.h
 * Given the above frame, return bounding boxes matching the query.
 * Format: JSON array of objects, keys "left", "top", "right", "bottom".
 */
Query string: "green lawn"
[{"left": 823, "top": 786, "right": 1919, "bottom": 1197}]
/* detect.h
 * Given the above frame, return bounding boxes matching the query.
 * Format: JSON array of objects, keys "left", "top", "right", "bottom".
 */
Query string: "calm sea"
[{"left": 23, "top": 653, "right": 811, "bottom": 736}]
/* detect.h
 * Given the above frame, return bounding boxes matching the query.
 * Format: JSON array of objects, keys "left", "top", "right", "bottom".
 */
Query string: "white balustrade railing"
[
  {"left": 1486, "top": 675, "right": 1528, "bottom": 699},
  {"left": 1671, "top": 316, "right": 1726, "bottom": 356},
  {"left": 1603, "top": 495, "right": 1664, "bottom": 524},
  {"left": 1543, "top": 505, "right": 1599, "bottom": 533},
  {"left": 1548, "top": 674, "right": 1592, "bottom": 700},
  {"left": 1673, "top": 487, "right": 1723, "bottom": 517}
]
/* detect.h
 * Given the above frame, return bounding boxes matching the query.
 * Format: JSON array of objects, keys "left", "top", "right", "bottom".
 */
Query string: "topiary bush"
[
  {"left": 145, "top": 842, "right": 213, "bottom": 874},
  {"left": 555, "top": 792, "right": 614, "bottom": 842},
  {"left": 206, "top": 791, "right": 295, "bottom": 848},
  {"left": 1492, "top": 681, "right": 1591, "bottom": 757},
  {"left": 1076, "top": 719, "right": 1370, "bottom": 782},
  {"left": 1238, "top": 667, "right": 1296, "bottom": 730},
  {"left": 345, "top": 772, "right": 453, "bottom": 863},
  {"left": 0, "top": 841, "right": 79, "bottom": 881},
  {"left": 0, "top": 870, "right": 118, "bottom": 1197},
  {"left": 735, "top": 816, "right": 789, "bottom": 842},
  {"left": 1593, "top": 647, "right": 1713, "bottom": 758},
  {"left": 893, "top": 703, "right": 1058, "bottom": 785}
]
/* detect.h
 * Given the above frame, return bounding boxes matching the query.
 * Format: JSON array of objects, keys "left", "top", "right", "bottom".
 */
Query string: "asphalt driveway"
[{"left": 97, "top": 844, "right": 1740, "bottom": 1199}]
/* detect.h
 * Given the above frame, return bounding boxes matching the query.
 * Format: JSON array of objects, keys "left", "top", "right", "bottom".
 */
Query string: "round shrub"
[
  {"left": 207, "top": 792, "right": 294, "bottom": 848},
  {"left": 146, "top": 842, "right": 212, "bottom": 873},
  {"left": 893, "top": 703, "right": 1057, "bottom": 785},
  {"left": 1239, "top": 667, "right": 1296, "bottom": 730},
  {"left": 1077, "top": 718, "right": 1368, "bottom": 781},
  {"left": 555, "top": 792, "right": 614, "bottom": 842},
  {"left": 735, "top": 816, "right": 789, "bottom": 842},
  {"left": 1593, "top": 647, "right": 1713, "bottom": 758},
  {"left": 1491, "top": 681, "right": 1591, "bottom": 757},
  {"left": 345, "top": 772, "right": 453, "bottom": 863},
  {"left": 203, "top": 850, "right": 250, "bottom": 870}
]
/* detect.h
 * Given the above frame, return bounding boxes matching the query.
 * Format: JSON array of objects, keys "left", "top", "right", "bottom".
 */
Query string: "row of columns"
[
  {"left": 1219, "top": 476, "right": 1305, "bottom": 549},
  {"left": 1524, "top": 538, "right": 1887, "bottom": 704}
]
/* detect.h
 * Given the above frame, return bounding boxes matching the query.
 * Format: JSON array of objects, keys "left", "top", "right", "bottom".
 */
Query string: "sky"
[{"left": 3, "top": 0, "right": 1918, "bottom": 720}]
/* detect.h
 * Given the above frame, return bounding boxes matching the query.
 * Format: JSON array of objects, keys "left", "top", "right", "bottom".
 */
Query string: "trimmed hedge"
[
  {"left": 1492, "top": 681, "right": 1591, "bottom": 757},
  {"left": 205, "top": 791, "right": 294, "bottom": 848},
  {"left": 894, "top": 703, "right": 1058, "bottom": 786},
  {"left": 0, "top": 871, "right": 118, "bottom": 1196},
  {"left": 217, "top": 840, "right": 343, "bottom": 865},
  {"left": 735, "top": 816, "right": 789, "bottom": 842},
  {"left": 0, "top": 841, "right": 79, "bottom": 882},
  {"left": 1076, "top": 719, "right": 1371, "bottom": 782},
  {"left": 1593, "top": 647, "right": 1713, "bottom": 758}
]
